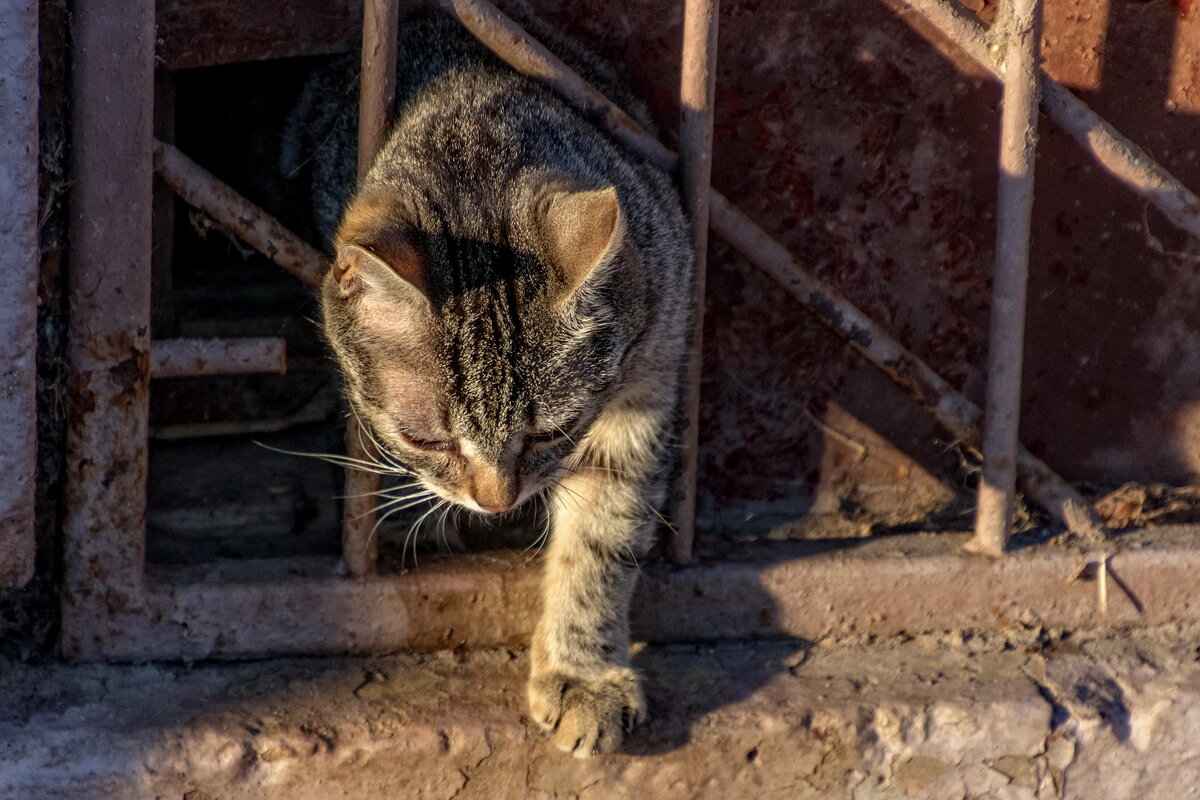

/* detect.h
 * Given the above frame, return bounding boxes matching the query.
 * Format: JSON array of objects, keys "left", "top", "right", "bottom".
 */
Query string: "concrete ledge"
[
  {"left": 7, "top": 624, "right": 1200, "bottom": 798},
  {"left": 64, "top": 527, "right": 1200, "bottom": 661}
]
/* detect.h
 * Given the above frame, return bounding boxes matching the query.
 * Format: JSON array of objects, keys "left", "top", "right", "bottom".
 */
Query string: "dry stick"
[
  {"left": 153, "top": 141, "right": 326, "bottom": 288},
  {"left": 150, "top": 337, "right": 288, "bottom": 378},
  {"left": 342, "top": 0, "right": 402, "bottom": 578},
  {"left": 671, "top": 0, "right": 720, "bottom": 565},
  {"left": 899, "top": 0, "right": 1200, "bottom": 243},
  {"left": 447, "top": 0, "right": 1105, "bottom": 536},
  {"left": 970, "top": 0, "right": 1043, "bottom": 557}
]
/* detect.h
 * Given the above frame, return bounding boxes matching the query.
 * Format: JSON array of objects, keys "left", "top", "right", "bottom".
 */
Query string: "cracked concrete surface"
[{"left": 3, "top": 624, "right": 1200, "bottom": 799}]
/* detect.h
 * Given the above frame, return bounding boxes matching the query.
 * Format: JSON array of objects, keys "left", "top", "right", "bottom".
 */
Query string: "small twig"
[
  {"left": 802, "top": 408, "right": 867, "bottom": 460},
  {"left": 1141, "top": 204, "right": 1200, "bottom": 263}
]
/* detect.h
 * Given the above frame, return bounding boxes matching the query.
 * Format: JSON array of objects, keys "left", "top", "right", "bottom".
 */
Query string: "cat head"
[{"left": 321, "top": 172, "right": 633, "bottom": 514}]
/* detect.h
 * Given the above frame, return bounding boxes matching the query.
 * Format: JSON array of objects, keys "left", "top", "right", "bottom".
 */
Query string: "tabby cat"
[{"left": 284, "top": 7, "right": 692, "bottom": 756}]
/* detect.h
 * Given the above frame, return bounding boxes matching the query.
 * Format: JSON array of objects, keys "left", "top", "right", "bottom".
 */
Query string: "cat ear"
[
  {"left": 537, "top": 184, "right": 626, "bottom": 297},
  {"left": 333, "top": 239, "right": 427, "bottom": 299}
]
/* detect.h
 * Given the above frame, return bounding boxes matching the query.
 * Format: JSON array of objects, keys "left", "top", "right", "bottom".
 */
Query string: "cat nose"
[{"left": 479, "top": 502, "right": 514, "bottom": 514}]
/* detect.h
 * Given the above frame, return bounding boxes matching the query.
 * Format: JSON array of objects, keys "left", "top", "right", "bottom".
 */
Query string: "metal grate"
[{"left": 60, "top": 0, "right": 1200, "bottom": 660}]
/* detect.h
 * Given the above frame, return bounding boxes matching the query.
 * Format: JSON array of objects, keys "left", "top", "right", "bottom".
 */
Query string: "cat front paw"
[{"left": 528, "top": 665, "right": 646, "bottom": 757}]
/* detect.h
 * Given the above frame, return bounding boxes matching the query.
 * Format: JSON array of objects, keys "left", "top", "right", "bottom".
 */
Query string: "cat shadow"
[{"left": 623, "top": 577, "right": 805, "bottom": 757}]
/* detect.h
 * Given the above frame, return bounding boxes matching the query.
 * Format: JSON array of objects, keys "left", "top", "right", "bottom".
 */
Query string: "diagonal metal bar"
[
  {"left": 441, "top": 0, "right": 678, "bottom": 171},
  {"left": 897, "top": 0, "right": 1200, "bottom": 244},
  {"left": 443, "top": 0, "right": 1105, "bottom": 537},
  {"left": 671, "top": 0, "right": 720, "bottom": 565},
  {"left": 153, "top": 140, "right": 326, "bottom": 287},
  {"left": 971, "top": 0, "right": 1044, "bottom": 556},
  {"left": 709, "top": 194, "right": 1104, "bottom": 537}
]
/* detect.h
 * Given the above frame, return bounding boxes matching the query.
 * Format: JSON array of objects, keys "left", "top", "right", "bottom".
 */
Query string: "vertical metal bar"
[
  {"left": 62, "top": 0, "right": 155, "bottom": 654},
  {"left": 671, "top": 0, "right": 719, "bottom": 565},
  {"left": 358, "top": 0, "right": 400, "bottom": 179},
  {"left": 342, "top": 0, "right": 400, "bottom": 577},
  {"left": 151, "top": 72, "right": 178, "bottom": 338},
  {"left": 0, "top": 0, "right": 40, "bottom": 587},
  {"left": 970, "top": 0, "right": 1043, "bottom": 556}
]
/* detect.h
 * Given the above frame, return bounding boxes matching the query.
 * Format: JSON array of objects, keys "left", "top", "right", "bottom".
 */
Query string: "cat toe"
[{"left": 529, "top": 666, "right": 646, "bottom": 757}]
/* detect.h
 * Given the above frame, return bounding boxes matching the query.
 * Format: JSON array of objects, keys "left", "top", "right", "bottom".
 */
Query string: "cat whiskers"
[
  {"left": 435, "top": 503, "right": 464, "bottom": 554},
  {"left": 337, "top": 481, "right": 421, "bottom": 501},
  {"left": 518, "top": 489, "right": 556, "bottom": 567},
  {"left": 400, "top": 498, "right": 448, "bottom": 573},
  {"left": 349, "top": 405, "right": 412, "bottom": 474},
  {"left": 255, "top": 441, "right": 414, "bottom": 479},
  {"left": 358, "top": 487, "right": 437, "bottom": 519},
  {"left": 552, "top": 422, "right": 579, "bottom": 448}
]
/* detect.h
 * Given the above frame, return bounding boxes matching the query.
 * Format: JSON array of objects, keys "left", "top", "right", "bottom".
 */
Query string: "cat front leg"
[{"left": 528, "top": 461, "right": 659, "bottom": 757}]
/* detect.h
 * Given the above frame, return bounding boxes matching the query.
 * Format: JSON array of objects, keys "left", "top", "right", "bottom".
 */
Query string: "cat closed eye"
[{"left": 397, "top": 429, "right": 455, "bottom": 453}]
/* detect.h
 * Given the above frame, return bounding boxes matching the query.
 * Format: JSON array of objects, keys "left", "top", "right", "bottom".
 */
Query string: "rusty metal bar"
[
  {"left": 898, "top": 0, "right": 1200, "bottom": 244},
  {"left": 357, "top": 0, "right": 400, "bottom": 179},
  {"left": 671, "top": 0, "right": 720, "bottom": 565},
  {"left": 0, "top": 0, "right": 40, "bottom": 588},
  {"left": 151, "top": 73, "right": 178, "bottom": 338},
  {"left": 441, "top": 0, "right": 678, "bottom": 172},
  {"left": 62, "top": 0, "right": 156, "bottom": 656},
  {"left": 150, "top": 337, "right": 287, "bottom": 378},
  {"left": 444, "top": 0, "right": 1103, "bottom": 536},
  {"left": 152, "top": 139, "right": 326, "bottom": 288},
  {"left": 340, "top": 0, "right": 401, "bottom": 578},
  {"left": 971, "top": 0, "right": 1043, "bottom": 557}
]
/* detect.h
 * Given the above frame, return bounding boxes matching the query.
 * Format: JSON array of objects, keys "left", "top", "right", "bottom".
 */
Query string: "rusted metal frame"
[
  {"left": 671, "top": 0, "right": 720, "bottom": 565},
  {"left": 153, "top": 140, "right": 326, "bottom": 288},
  {"left": 0, "top": 0, "right": 40, "bottom": 588},
  {"left": 150, "top": 337, "right": 288, "bottom": 378},
  {"left": 898, "top": 0, "right": 1200, "bottom": 243},
  {"left": 79, "top": 526, "right": 1199, "bottom": 660},
  {"left": 444, "top": 0, "right": 1102, "bottom": 535},
  {"left": 340, "top": 0, "right": 401, "bottom": 578},
  {"left": 61, "top": 0, "right": 157, "bottom": 656},
  {"left": 971, "top": 0, "right": 1043, "bottom": 556}
]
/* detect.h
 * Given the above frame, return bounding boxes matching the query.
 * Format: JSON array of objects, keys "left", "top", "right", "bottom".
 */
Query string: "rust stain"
[{"left": 109, "top": 349, "right": 149, "bottom": 396}]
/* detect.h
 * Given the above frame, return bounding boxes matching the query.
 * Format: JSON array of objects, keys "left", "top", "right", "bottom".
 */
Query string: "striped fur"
[{"left": 291, "top": 8, "right": 692, "bottom": 756}]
